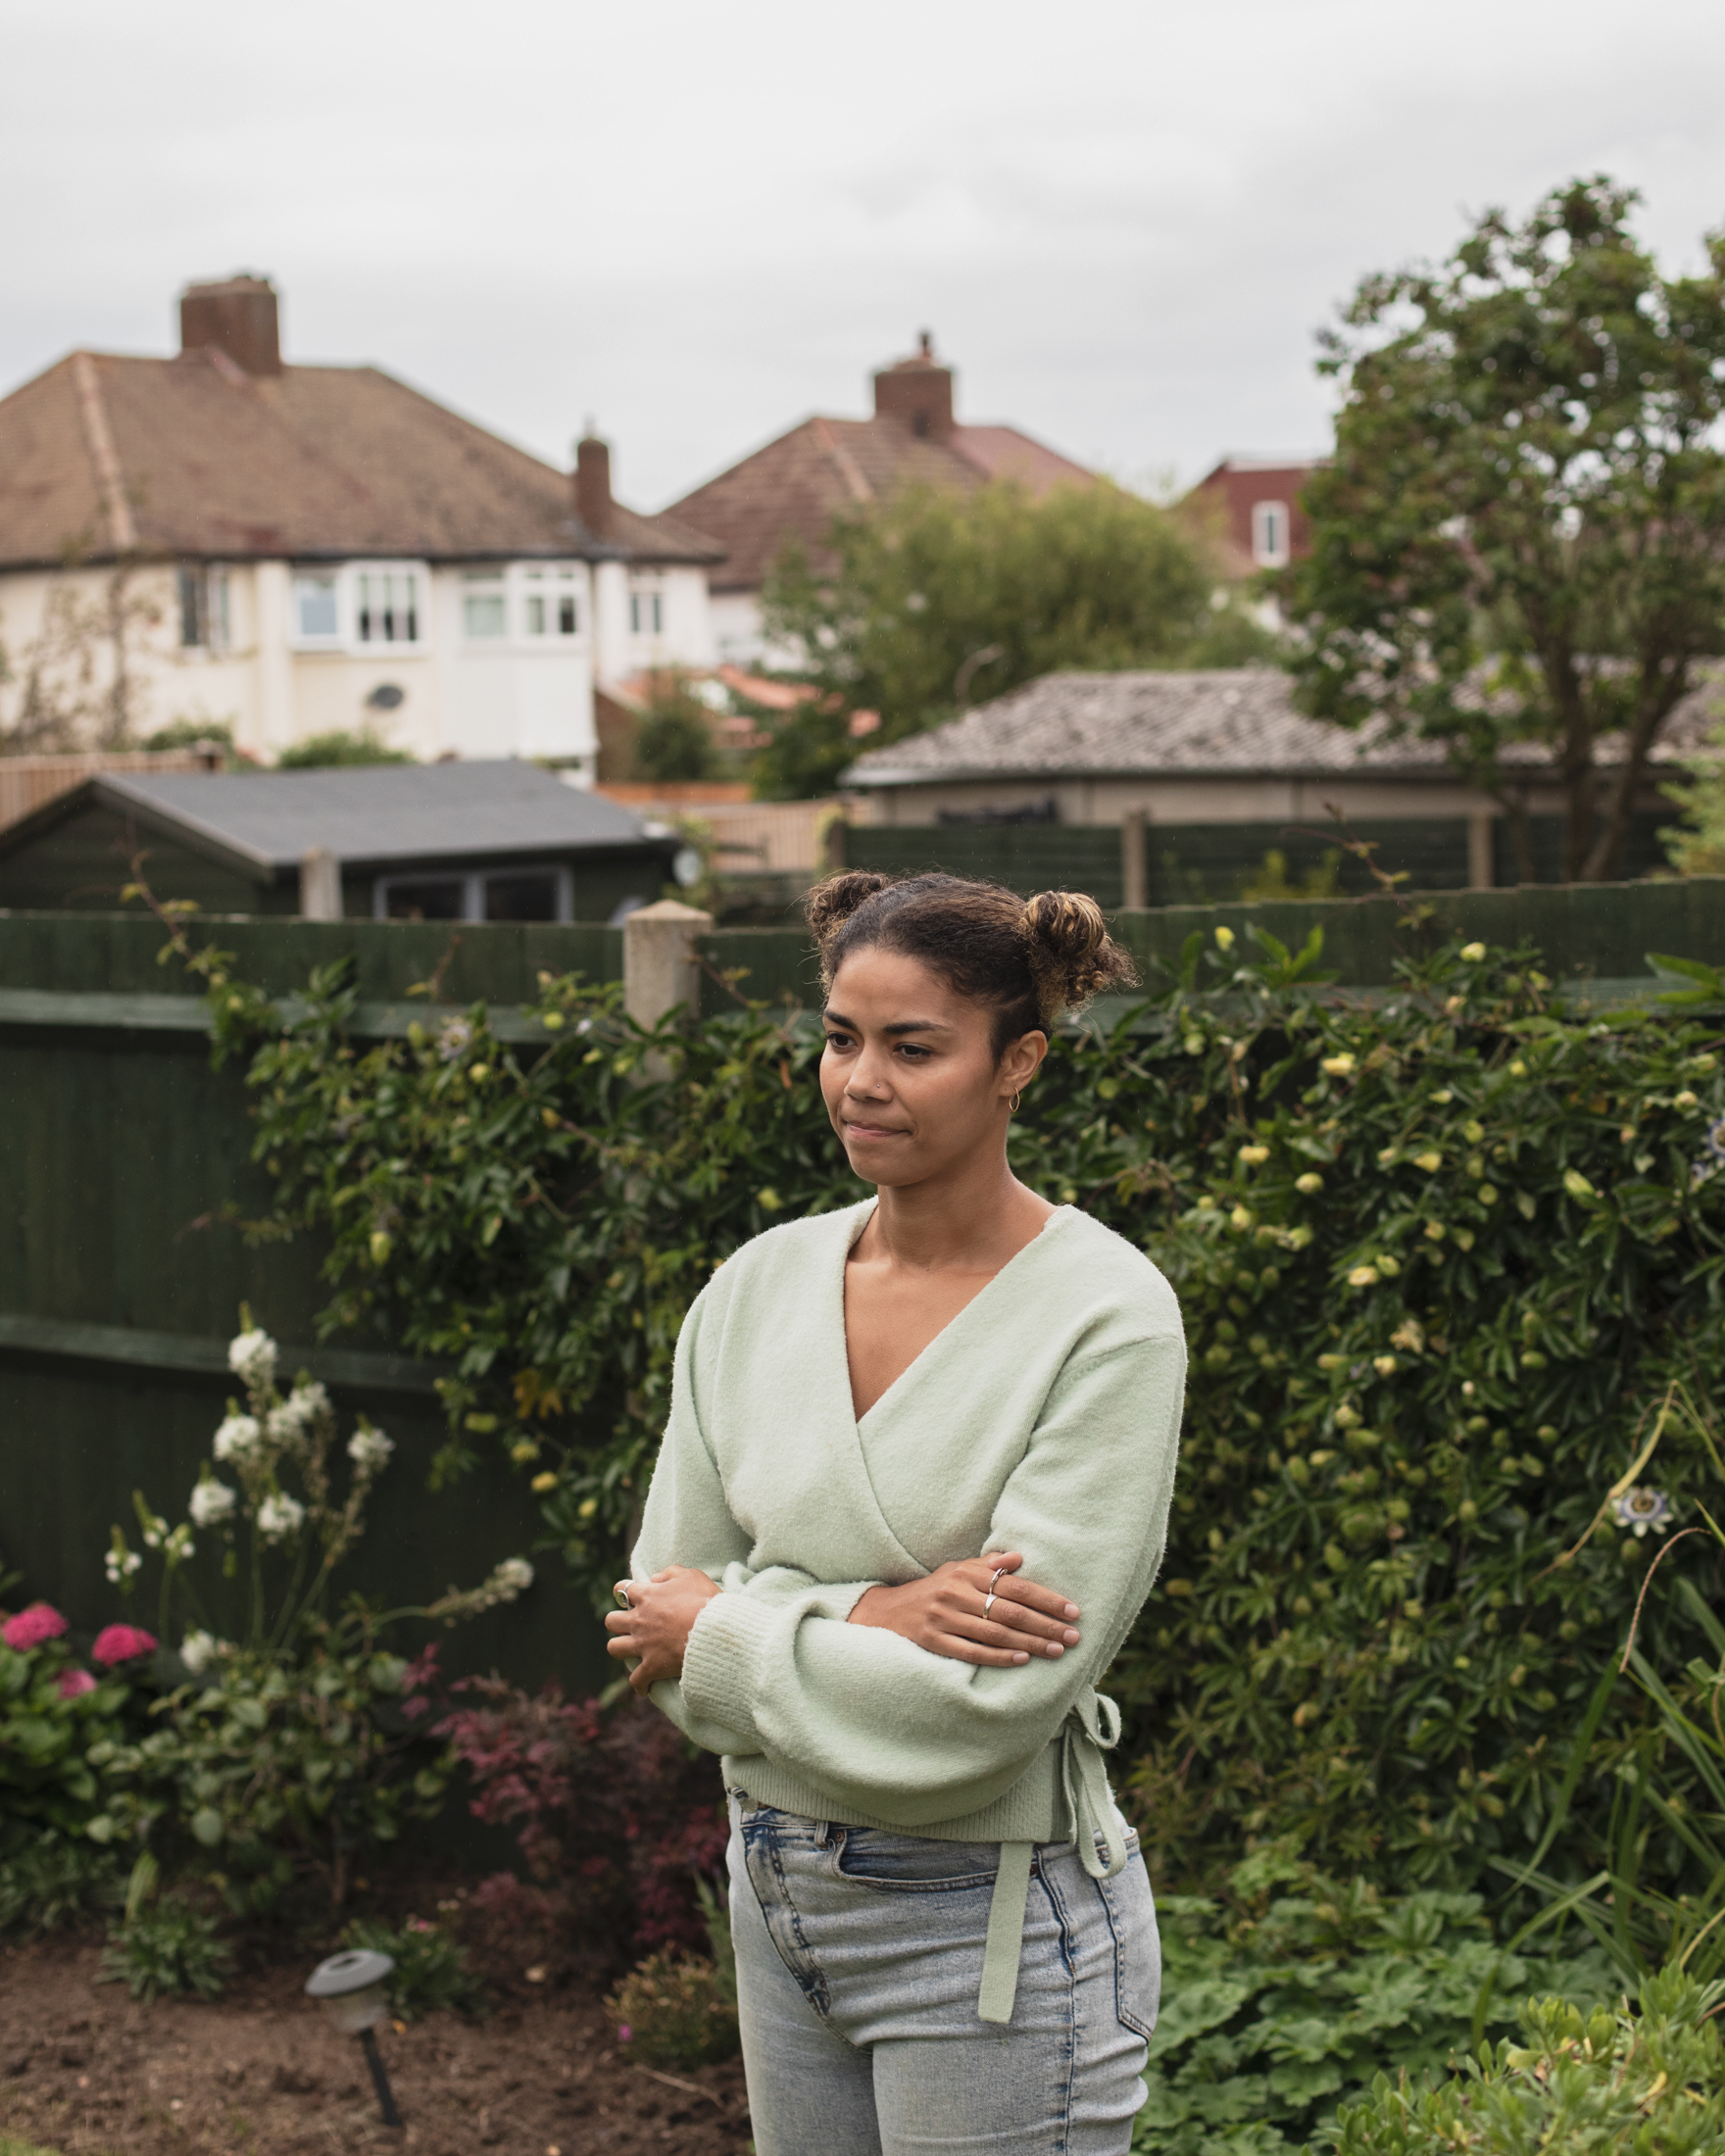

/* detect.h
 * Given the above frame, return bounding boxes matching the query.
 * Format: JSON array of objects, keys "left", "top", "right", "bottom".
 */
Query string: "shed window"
[
  {"left": 381, "top": 877, "right": 465, "bottom": 922},
  {"left": 484, "top": 873, "right": 560, "bottom": 922}
]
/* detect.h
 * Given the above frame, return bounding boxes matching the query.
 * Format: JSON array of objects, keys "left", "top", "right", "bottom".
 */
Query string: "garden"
[{"left": 4, "top": 905, "right": 1725, "bottom": 2153}]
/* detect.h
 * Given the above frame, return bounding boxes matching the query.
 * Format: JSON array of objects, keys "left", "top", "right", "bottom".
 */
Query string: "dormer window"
[{"left": 1251, "top": 502, "right": 1291, "bottom": 568}]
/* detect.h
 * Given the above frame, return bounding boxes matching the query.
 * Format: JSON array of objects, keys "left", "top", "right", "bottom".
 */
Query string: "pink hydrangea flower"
[
  {"left": 91, "top": 1623, "right": 158, "bottom": 1666},
  {"left": 3, "top": 1602, "right": 69, "bottom": 1650},
  {"left": 57, "top": 1668, "right": 97, "bottom": 1698}
]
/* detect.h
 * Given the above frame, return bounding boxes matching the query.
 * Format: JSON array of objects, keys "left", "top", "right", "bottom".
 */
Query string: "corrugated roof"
[
  {"left": 845, "top": 667, "right": 1725, "bottom": 787},
  {"left": 0, "top": 349, "right": 724, "bottom": 570},
  {"left": 664, "top": 414, "right": 1092, "bottom": 594},
  {"left": 75, "top": 760, "right": 656, "bottom": 870}
]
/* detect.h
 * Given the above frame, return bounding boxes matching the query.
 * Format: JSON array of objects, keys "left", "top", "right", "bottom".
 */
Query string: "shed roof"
[
  {"left": 0, "top": 760, "right": 661, "bottom": 880},
  {"left": 844, "top": 667, "right": 1725, "bottom": 787},
  {"left": 0, "top": 348, "right": 724, "bottom": 571}
]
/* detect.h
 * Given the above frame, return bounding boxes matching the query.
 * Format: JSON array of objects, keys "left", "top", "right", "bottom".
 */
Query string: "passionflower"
[{"left": 1611, "top": 1487, "right": 1674, "bottom": 1539}]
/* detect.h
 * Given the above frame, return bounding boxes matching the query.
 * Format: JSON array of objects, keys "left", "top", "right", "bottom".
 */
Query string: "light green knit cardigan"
[{"left": 631, "top": 1198, "right": 1187, "bottom": 2020}]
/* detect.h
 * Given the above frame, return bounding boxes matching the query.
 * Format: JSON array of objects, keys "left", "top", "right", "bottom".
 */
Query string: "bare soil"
[{"left": 0, "top": 1936, "right": 750, "bottom": 2156}]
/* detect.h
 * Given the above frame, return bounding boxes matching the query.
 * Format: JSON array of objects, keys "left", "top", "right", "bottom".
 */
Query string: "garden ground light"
[{"left": 305, "top": 1948, "right": 402, "bottom": 2128}]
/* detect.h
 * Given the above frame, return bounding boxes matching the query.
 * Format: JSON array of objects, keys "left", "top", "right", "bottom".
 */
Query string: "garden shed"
[{"left": 0, "top": 759, "right": 679, "bottom": 922}]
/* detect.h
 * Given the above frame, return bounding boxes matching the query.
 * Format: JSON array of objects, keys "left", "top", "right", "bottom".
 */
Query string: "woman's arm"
[
  {"left": 608, "top": 1548, "right": 1082, "bottom": 1694},
  {"left": 670, "top": 1328, "right": 1184, "bottom": 1828}
]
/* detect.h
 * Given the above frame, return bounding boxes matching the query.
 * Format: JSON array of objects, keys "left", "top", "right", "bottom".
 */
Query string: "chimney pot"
[
  {"left": 575, "top": 434, "right": 614, "bottom": 540},
  {"left": 179, "top": 274, "right": 282, "bottom": 376}
]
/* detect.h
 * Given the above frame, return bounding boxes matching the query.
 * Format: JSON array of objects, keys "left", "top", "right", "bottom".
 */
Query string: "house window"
[
  {"left": 293, "top": 574, "right": 340, "bottom": 643},
  {"left": 522, "top": 568, "right": 580, "bottom": 637},
  {"left": 630, "top": 587, "right": 663, "bottom": 635},
  {"left": 357, "top": 568, "right": 419, "bottom": 644},
  {"left": 177, "top": 565, "right": 206, "bottom": 648},
  {"left": 463, "top": 574, "right": 508, "bottom": 638},
  {"left": 1251, "top": 501, "right": 1291, "bottom": 568}
]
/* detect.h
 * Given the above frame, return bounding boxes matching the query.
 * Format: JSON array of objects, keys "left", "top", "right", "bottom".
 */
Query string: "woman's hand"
[
  {"left": 604, "top": 1566, "right": 722, "bottom": 1696},
  {"left": 847, "top": 1551, "right": 1080, "bottom": 1668}
]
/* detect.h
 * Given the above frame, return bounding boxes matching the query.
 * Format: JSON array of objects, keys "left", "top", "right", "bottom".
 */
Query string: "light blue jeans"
[{"left": 727, "top": 1795, "right": 1158, "bottom": 2154}]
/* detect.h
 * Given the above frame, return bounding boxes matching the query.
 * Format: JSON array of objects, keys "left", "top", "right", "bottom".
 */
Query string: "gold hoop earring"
[{"left": 1010, "top": 1090, "right": 1022, "bottom": 1114}]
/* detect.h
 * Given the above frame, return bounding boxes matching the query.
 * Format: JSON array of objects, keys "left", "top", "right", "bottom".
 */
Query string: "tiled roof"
[
  {"left": 0, "top": 760, "right": 659, "bottom": 874},
  {"left": 664, "top": 415, "right": 1092, "bottom": 594},
  {"left": 845, "top": 667, "right": 1725, "bottom": 786},
  {"left": 0, "top": 349, "right": 722, "bottom": 570}
]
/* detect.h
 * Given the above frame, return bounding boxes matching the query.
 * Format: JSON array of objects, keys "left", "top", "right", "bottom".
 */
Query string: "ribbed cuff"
[{"left": 680, "top": 1580, "right": 874, "bottom": 1749}]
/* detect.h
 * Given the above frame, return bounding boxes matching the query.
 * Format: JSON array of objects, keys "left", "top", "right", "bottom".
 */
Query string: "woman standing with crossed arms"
[{"left": 606, "top": 870, "right": 1187, "bottom": 2155}]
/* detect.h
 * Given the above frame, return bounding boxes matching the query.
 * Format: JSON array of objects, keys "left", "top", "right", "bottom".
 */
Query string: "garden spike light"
[{"left": 305, "top": 1948, "right": 403, "bottom": 2129}]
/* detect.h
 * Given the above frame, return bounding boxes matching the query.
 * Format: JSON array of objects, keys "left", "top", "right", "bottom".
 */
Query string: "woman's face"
[{"left": 819, "top": 946, "right": 1046, "bottom": 1189}]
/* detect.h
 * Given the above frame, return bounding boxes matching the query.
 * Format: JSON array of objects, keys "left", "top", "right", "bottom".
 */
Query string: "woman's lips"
[{"left": 843, "top": 1118, "right": 909, "bottom": 1141}]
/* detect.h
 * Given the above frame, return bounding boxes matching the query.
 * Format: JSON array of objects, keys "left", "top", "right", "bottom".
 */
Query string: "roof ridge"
[{"left": 811, "top": 417, "right": 873, "bottom": 506}]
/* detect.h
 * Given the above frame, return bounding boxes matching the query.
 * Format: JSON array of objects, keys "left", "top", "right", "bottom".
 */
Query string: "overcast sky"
[{"left": 4, "top": 0, "right": 1723, "bottom": 513}]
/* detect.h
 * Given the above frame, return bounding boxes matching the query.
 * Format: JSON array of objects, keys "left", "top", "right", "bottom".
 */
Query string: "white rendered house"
[{"left": 0, "top": 276, "right": 724, "bottom": 773}]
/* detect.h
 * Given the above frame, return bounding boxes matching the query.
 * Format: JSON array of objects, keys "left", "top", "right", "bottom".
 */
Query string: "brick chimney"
[
  {"left": 872, "top": 330, "right": 955, "bottom": 442},
  {"left": 575, "top": 433, "right": 614, "bottom": 539},
  {"left": 179, "top": 274, "right": 282, "bottom": 376}
]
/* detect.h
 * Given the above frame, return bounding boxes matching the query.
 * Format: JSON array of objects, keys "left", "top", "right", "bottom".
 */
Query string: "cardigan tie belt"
[{"left": 975, "top": 1687, "right": 1130, "bottom": 2024}]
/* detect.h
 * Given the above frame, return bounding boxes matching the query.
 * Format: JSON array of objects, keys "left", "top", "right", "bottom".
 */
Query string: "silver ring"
[
  {"left": 613, "top": 1580, "right": 633, "bottom": 1610},
  {"left": 983, "top": 1591, "right": 997, "bottom": 1619},
  {"left": 982, "top": 1564, "right": 1009, "bottom": 1623}
]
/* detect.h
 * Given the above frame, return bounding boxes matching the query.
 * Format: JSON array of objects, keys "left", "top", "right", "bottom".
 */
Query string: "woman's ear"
[{"left": 999, "top": 1030, "right": 1049, "bottom": 1101}]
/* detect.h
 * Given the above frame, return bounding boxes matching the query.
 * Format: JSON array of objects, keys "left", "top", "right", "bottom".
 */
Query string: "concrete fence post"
[
  {"left": 1466, "top": 812, "right": 1497, "bottom": 891},
  {"left": 300, "top": 848, "right": 342, "bottom": 920},
  {"left": 622, "top": 899, "right": 713, "bottom": 1028}
]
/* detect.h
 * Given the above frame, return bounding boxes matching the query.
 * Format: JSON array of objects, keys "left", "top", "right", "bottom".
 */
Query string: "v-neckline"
[{"left": 840, "top": 1201, "right": 1069, "bottom": 1432}]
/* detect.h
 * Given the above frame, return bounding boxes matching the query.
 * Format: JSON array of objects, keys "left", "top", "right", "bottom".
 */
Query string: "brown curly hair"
[{"left": 805, "top": 870, "right": 1138, "bottom": 1055}]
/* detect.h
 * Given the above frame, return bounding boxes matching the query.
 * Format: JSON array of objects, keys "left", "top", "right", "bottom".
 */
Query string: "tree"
[
  {"left": 753, "top": 479, "right": 1276, "bottom": 798},
  {"left": 1286, "top": 177, "right": 1725, "bottom": 883},
  {"left": 634, "top": 672, "right": 719, "bottom": 784}
]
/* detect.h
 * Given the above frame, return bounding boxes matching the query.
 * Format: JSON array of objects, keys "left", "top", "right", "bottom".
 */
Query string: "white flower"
[
  {"left": 213, "top": 1413, "right": 263, "bottom": 1463},
  {"left": 256, "top": 1491, "right": 307, "bottom": 1544},
  {"left": 104, "top": 1548, "right": 143, "bottom": 1583},
  {"left": 493, "top": 1556, "right": 534, "bottom": 1593},
  {"left": 180, "top": 1630, "right": 223, "bottom": 1674},
  {"left": 189, "top": 1479, "right": 237, "bottom": 1528},
  {"left": 228, "top": 1327, "right": 277, "bottom": 1391},
  {"left": 1460, "top": 942, "right": 1486, "bottom": 962},
  {"left": 437, "top": 1016, "right": 474, "bottom": 1061},
  {"left": 1611, "top": 1487, "right": 1673, "bottom": 1539},
  {"left": 267, "top": 1382, "right": 329, "bottom": 1442},
  {"left": 348, "top": 1426, "right": 395, "bottom": 1472}
]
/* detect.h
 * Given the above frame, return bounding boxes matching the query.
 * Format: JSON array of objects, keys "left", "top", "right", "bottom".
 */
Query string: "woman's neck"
[{"left": 863, "top": 1149, "right": 1055, "bottom": 1275}]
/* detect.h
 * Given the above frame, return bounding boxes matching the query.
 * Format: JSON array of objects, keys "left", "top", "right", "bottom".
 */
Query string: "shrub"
[
  {"left": 0, "top": 1605, "right": 141, "bottom": 1851},
  {"left": 90, "top": 1317, "right": 536, "bottom": 1915},
  {"left": 0, "top": 1834, "right": 123, "bottom": 1937},
  {"left": 604, "top": 1954, "right": 740, "bottom": 2069},
  {"left": 436, "top": 1680, "right": 727, "bottom": 1964},
  {"left": 100, "top": 1887, "right": 232, "bottom": 2000},
  {"left": 340, "top": 1913, "right": 486, "bottom": 2020},
  {"left": 1132, "top": 1856, "right": 1617, "bottom": 2155},
  {"left": 1327, "top": 1968, "right": 1725, "bottom": 2155},
  {"left": 172, "top": 917, "right": 1725, "bottom": 1904}
]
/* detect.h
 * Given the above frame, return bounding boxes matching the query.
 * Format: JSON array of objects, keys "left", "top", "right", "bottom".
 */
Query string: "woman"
[{"left": 605, "top": 871, "right": 1187, "bottom": 2154}]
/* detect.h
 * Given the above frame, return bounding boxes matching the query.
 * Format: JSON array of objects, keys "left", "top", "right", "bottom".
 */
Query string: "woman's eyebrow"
[{"left": 822, "top": 1009, "right": 955, "bottom": 1037}]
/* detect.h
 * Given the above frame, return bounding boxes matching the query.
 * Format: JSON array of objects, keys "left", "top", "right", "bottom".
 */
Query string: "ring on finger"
[
  {"left": 613, "top": 1580, "right": 634, "bottom": 1610},
  {"left": 981, "top": 1565, "right": 1009, "bottom": 1622}
]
